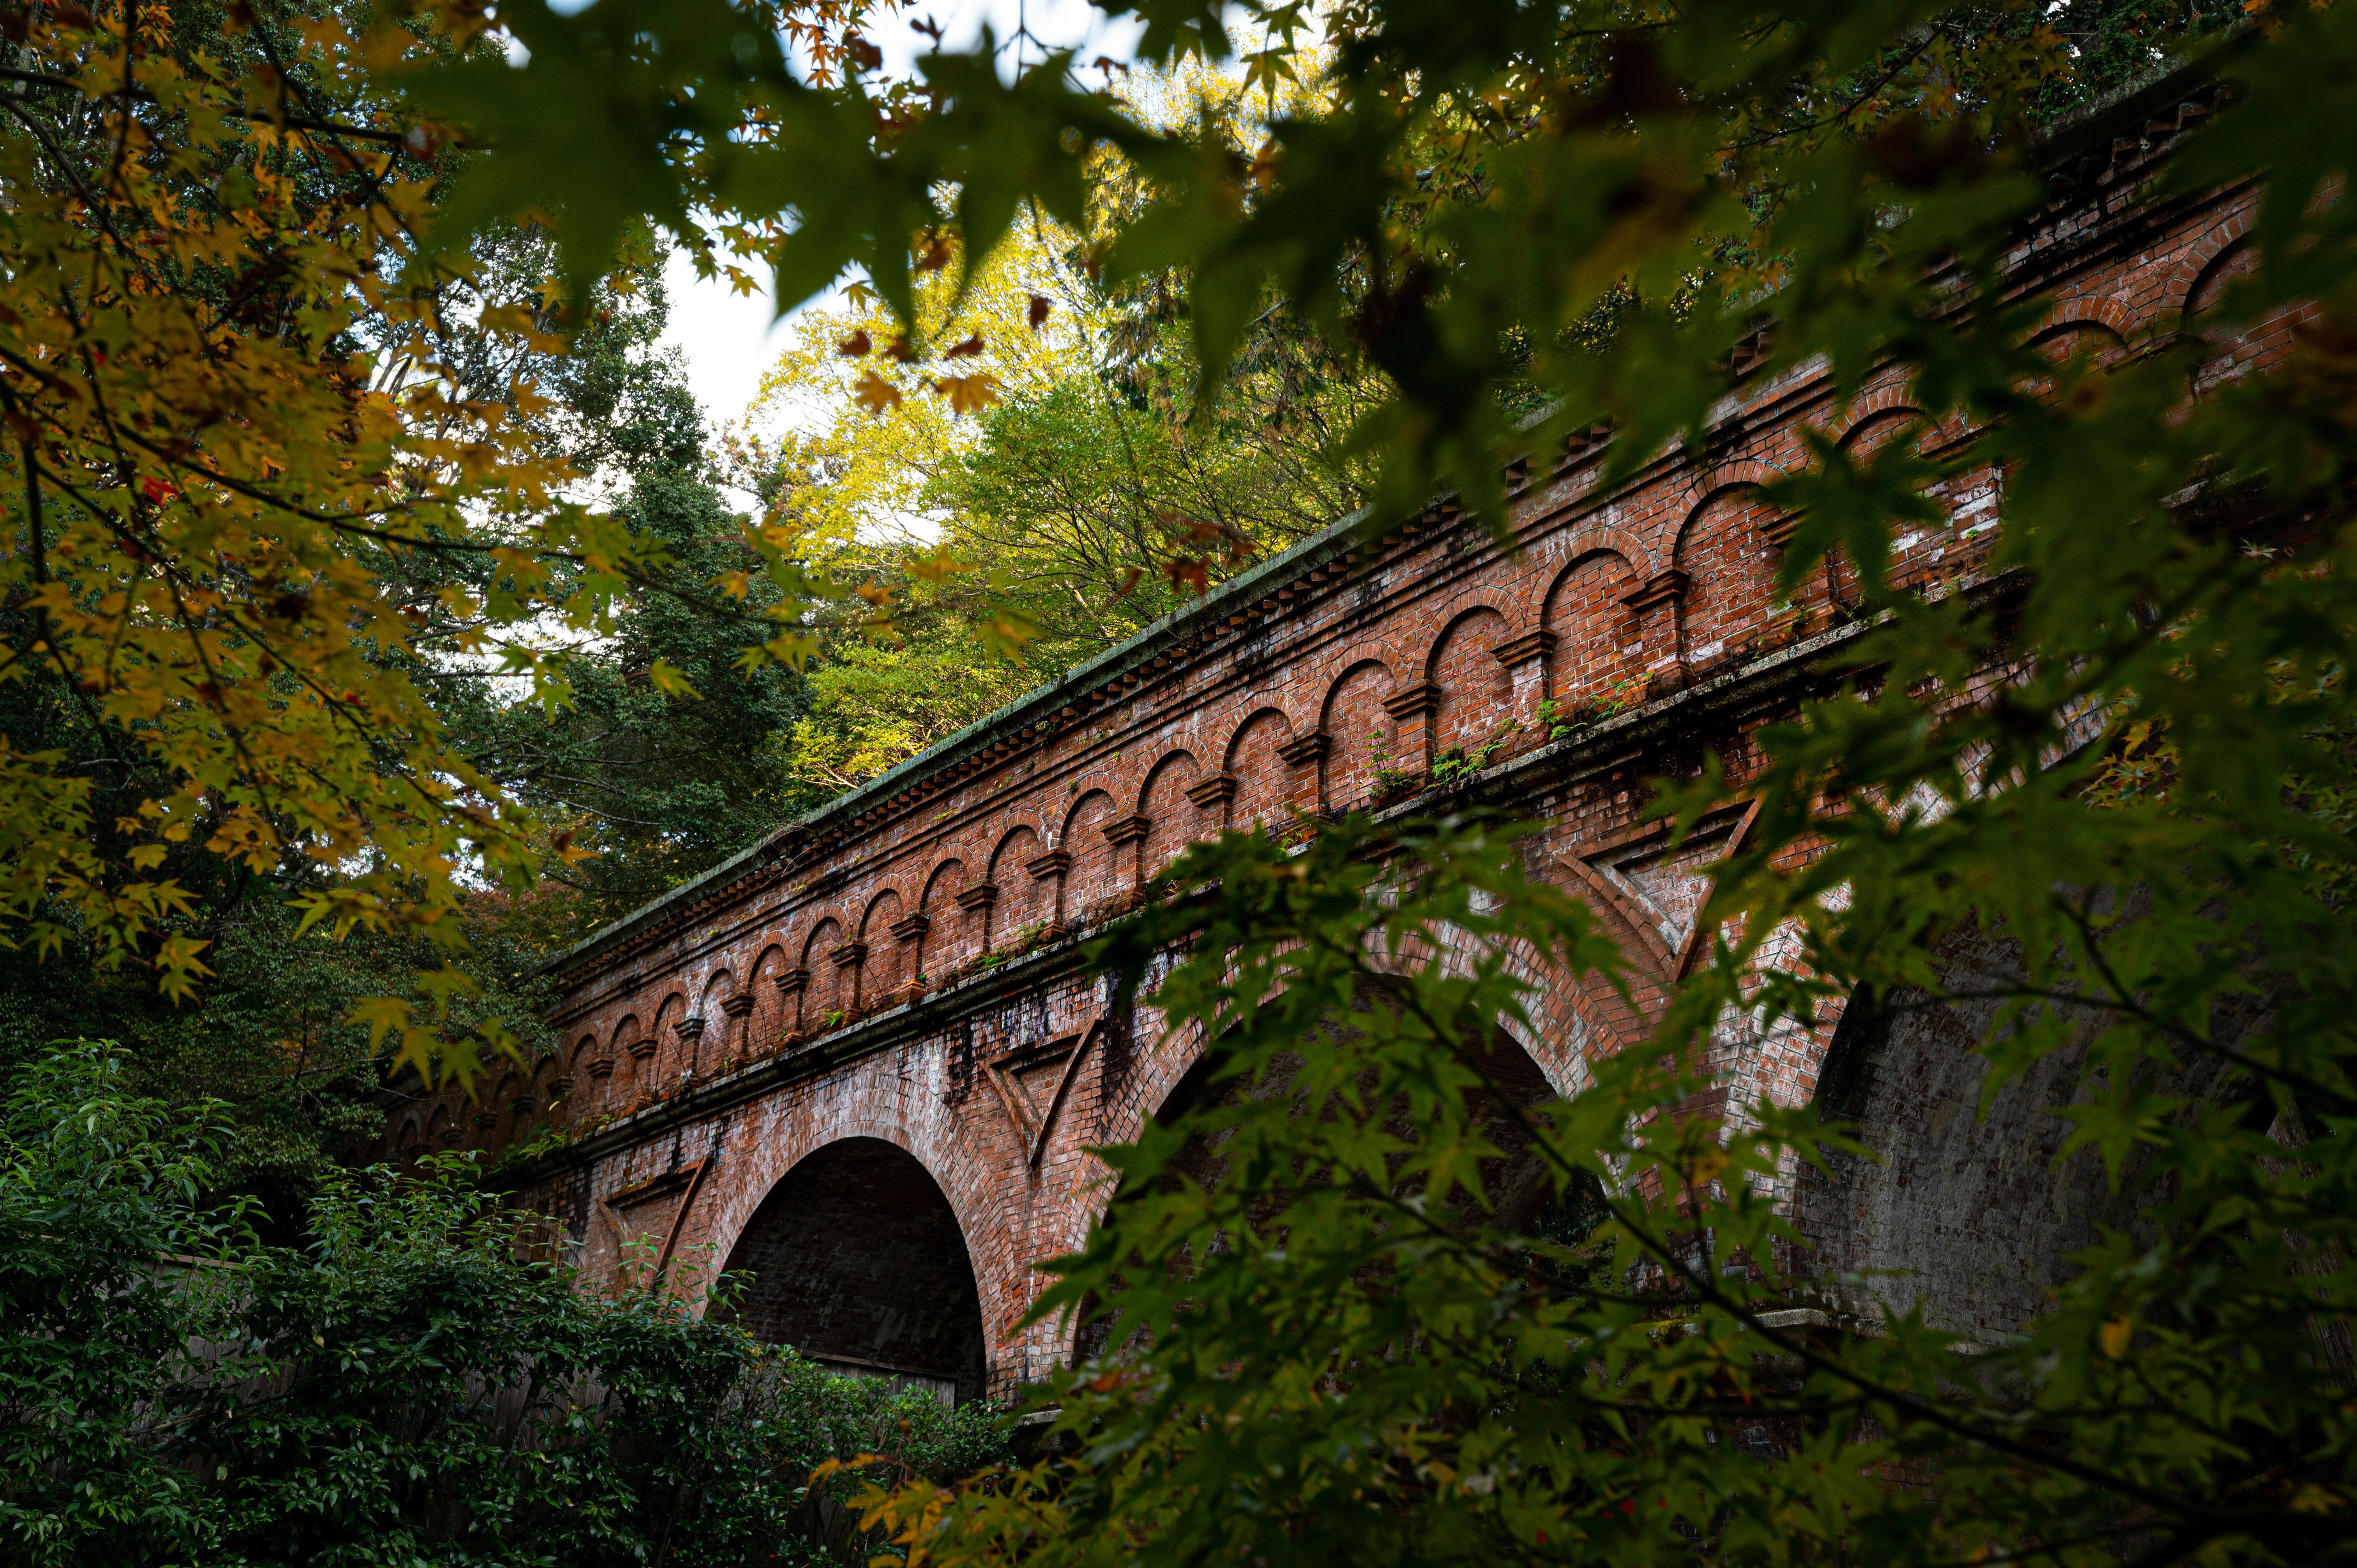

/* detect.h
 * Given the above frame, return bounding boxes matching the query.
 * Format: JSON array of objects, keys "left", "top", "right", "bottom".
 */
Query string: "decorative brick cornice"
[
  {"left": 1382, "top": 682, "right": 1442, "bottom": 719},
  {"left": 772, "top": 966, "right": 810, "bottom": 996},
  {"left": 1622, "top": 570, "right": 1691, "bottom": 615},
  {"left": 585, "top": 1056, "right": 615, "bottom": 1078},
  {"left": 719, "top": 992, "right": 756, "bottom": 1018},
  {"left": 1493, "top": 629, "right": 1558, "bottom": 666},
  {"left": 1185, "top": 773, "right": 1238, "bottom": 807},
  {"left": 1025, "top": 850, "right": 1072, "bottom": 880},
  {"left": 829, "top": 941, "right": 868, "bottom": 969},
  {"left": 1758, "top": 512, "right": 1803, "bottom": 548},
  {"left": 1102, "top": 813, "right": 1151, "bottom": 845},
  {"left": 676, "top": 1014, "right": 706, "bottom": 1042},
  {"left": 1276, "top": 731, "right": 1332, "bottom": 765},
  {"left": 625, "top": 1038, "right": 657, "bottom": 1061},
  {"left": 889, "top": 912, "right": 931, "bottom": 943},
  {"left": 953, "top": 882, "right": 999, "bottom": 911}
]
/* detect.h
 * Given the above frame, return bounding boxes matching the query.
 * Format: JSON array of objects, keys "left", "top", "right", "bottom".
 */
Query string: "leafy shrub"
[{"left": 0, "top": 1042, "right": 1006, "bottom": 1567}]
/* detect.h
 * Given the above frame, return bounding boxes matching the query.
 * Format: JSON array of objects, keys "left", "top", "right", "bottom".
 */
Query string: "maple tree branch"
[{"left": 0, "top": 65, "right": 413, "bottom": 146}]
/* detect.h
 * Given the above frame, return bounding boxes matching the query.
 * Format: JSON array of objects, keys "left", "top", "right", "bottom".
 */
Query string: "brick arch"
[
  {"left": 987, "top": 822, "right": 1051, "bottom": 948},
  {"left": 2025, "top": 317, "right": 2130, "bottom": 371},
  {"left": 744, "top": 945, "right": 788, "bottom": 1059},
  {"left": 565, "top": 1029, "right": 600, "bottom": 1121},
  {"left": 684, "top": 1100, "right": 1019, "bottom": 1379},
  {"left": 1133, "top": 747, "right": 1198, "bottom": 814},
  {"left": 1058, "top": 779, "right": 1124, "bottom": 842},
  {"left": 919, "top": 855, "right": 978, "bottom": 980},
  {"left": 2159, "top": 214, "right": 2255, "bottom": 320},
  {"left": 627, "top": 990, "right": 685, "bottom": 1105},
  {"left": 1221, "top": 706, "right": 1299, "bottom": 832},
  {"left": 1671, "top": 482, "right": 1785, "bottom": 673},
  {"left": 799, "top": 916, "right": 848, "bottom": 1035},
  {"left": 1425, "top": 604, "right": 1516, "bottom": 764},
  {"left": 986, "top": 813, "right": 1049, "bottom": 862},
  {"left": 1812, "top": 378, "right": 1919, "bottom": 448},
  {"left": 860, "top": 888, "right": 907, "bottom": 1006},
  {"left": 1137, "top": 748, "right": 1205, "bottom": 878},
  {"left": 585, "top": 1016, "right": 632, "bottom": 1121},
  {"left": 1420, "top": 584, "right": 1533, "bottom": 665},
  {"left": 2032, "top": 293, "right": 2138, "bottom": 343},
  {"left": 1316, "top": 637, "right": 1399, "bottom": 692},
  {"left": 1320, "top": 657, "right": 1399, "bottom": 812},
  {"left": 1542, "top": 549, "right": 1640, "bottom": 708},
  {"left": 684, "top": 967, "right": 734, "bottom": 1078},
  {"left": 1835, "top": 406, "right": 1932, "bottom": 455},
  {"left": 1532, "top": 516, "right": 1655, "bottom": 582},
  {"left": 1656, "top": 458, "right": 1787, "bottom": 544},
  {"left": 2180, "top": 231, "right": 2255, "bottom": 326},
  {"left": 1060, "top": 787, "right": 1120, "bottom": 927}
]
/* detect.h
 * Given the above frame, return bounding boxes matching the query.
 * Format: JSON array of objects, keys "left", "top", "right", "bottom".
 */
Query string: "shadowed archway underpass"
[{"left": 718, "top": 1137, "right": 988, "bottom": 1405}]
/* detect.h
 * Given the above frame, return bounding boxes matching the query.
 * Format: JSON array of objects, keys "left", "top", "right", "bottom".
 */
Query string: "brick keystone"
[
  {"left": 1492, "top": 629, "right": 1558, "bottom": 666},
  {"left": 953, "top": 882, "right": 999, "bottom": 911},
  {"left": 1101, "top": 813, "right": 1152, "bottom": 845},
  {"left": 1382, "top": 681, "right": 1442, "bottom": 719},
  {"left": 1025, "top": 850, "right": 1073, "bottom": 880},
  {"left": 1275, "top": 731, "right": 1332, "bottom": 765},
  {"left": 1186, "top": 773, "right": 1239, "bottom": 807},
  {"left": 1622, "top": 570, "right": 1691, "bottom": 614}
]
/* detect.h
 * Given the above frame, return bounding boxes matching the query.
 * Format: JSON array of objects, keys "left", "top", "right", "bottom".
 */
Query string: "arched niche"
[
  {"left": 1321, "top": 660, "right": 1398, "bottom": 812},
  {"left": 1426, "top": 606, "right": 1514, "bottom": 763},
  {"left": 1543, "top": 550, "right": 1639, "bottom": 709},
  {"left": 1223, "top": 709, "right": 1297, "bottom": 833},
  {"left": 1673, "top": 484, "right": 1784, "bottom": 673},
  {"left": 716, "top": 1136, "right": 989, "bottom": 1406}
]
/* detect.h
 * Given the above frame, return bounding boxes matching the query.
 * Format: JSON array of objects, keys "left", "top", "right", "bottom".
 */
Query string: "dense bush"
[{"left": 0, "top": 1042, "right": 1006, "bottom": 1567}]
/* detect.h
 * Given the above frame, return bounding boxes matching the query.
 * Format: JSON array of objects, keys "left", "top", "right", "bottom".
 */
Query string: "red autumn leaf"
[
  {"left": 944, "top": 334, "right": 985, "bottom": 359},
  {"left": 1027, "top": 293, "right": 1052, "bottom": 329},
  {"left": 838, "top": 329, "right": 873, "bottom": 357}
]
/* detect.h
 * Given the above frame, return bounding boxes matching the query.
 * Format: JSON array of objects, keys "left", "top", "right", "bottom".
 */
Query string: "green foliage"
[{"left": 0, "top": 1042, "right": 1009, "bottom": 1567}]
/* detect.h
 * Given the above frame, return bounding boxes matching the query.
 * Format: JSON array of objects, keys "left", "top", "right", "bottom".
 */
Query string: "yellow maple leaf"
[
  {"left": 935, "top": 371, "right": 1001, "bottom": 417},
  {"left": 853, "top": 370, "right": 904, "bottom": 416}
]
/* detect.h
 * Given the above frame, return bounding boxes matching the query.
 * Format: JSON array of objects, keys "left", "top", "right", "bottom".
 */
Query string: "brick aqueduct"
[{"left": 380, "top": 76, "right": 2280, "bottom": 1403}]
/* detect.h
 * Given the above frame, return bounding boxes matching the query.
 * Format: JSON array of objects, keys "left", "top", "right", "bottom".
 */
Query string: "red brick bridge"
[{"left": 389, "top": 75, "right": 2277, "bottom": 1402}]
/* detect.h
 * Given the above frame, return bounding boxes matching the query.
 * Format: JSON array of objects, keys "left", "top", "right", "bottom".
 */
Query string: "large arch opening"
[
  {"left": 716, "top": 1137, "right": 989, "bottom": 1405},
  {"left": 1071, "top": 999, "right": 1571, "bottom": 1365}
]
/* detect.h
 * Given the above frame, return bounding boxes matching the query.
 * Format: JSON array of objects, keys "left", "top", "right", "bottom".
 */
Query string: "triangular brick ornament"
[
  {"left": 1553, "top": 797, "right": 1762, "bottom": 1051},
  {"left": 984, "top": 1021, "right": 1104, "bottom": 1167}
]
